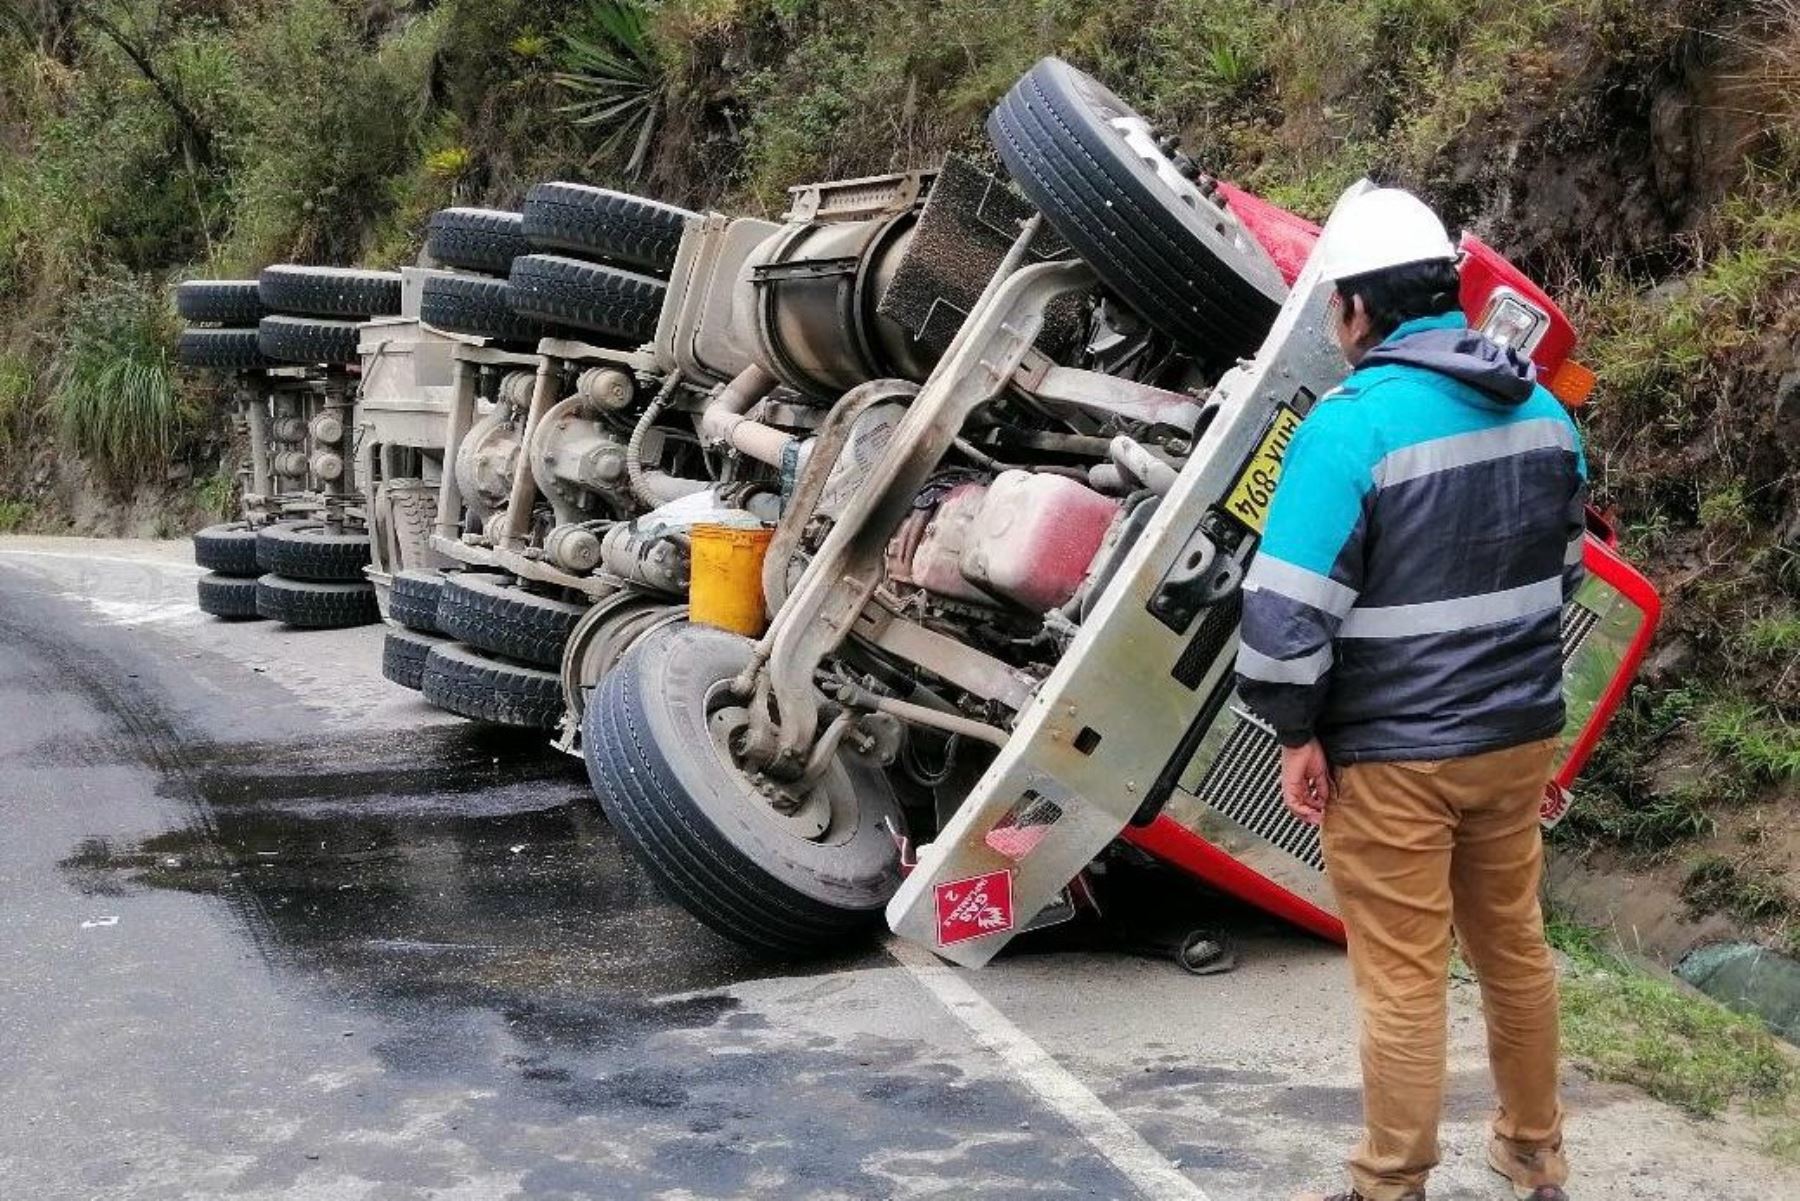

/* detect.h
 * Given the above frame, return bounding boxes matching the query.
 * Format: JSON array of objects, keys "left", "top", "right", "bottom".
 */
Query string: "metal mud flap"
[{"left": 885, "top": 185, "right": 1372, "bottom": 966}]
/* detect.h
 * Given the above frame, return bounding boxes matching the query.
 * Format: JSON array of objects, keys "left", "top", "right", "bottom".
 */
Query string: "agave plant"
[{"left": 554, "top": 1, "right": 666, "bottom": 177}]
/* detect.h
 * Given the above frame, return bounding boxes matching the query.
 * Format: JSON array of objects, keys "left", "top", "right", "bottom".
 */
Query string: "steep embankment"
[{"left": 1, "top": 0, "right": 1797, "bottom": 955}]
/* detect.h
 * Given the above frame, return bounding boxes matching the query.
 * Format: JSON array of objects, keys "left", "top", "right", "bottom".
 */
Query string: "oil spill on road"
[
  {"left": 51, "top": 722, "right": 1134, "bottom": 1198},
  {"left": 59, "top": 721, "right": 872, "bottom": 999},
  {"left": 8, "top": 575, "right": 1152, "bottom": 1197}
]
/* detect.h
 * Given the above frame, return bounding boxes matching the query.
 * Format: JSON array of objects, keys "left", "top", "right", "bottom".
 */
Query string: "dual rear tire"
[
  {"left": 195, "top": 521, "right": 378, "bottom": 628},
  {"left": 194, "top": 522, "right": 262, "bottom": 620},
  {"left": 254, "top": 575, "right": 380, "bottom": 628},
  {"left": 382, "top": 571, "right": 574, "bottom": 734}
]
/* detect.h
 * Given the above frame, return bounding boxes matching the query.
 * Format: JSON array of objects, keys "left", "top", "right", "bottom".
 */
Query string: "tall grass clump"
[{"left": 49, "top": 277, "right": 184, "bottom": 481}]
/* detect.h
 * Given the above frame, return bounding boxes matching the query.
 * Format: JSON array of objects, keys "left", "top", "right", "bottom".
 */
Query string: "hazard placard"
[
  {"left": 934, "top": 869, "right": 1015, "bottom": 947},
  {"left": 1540, "top": 780, "right": 1574, "bottom": 830}
]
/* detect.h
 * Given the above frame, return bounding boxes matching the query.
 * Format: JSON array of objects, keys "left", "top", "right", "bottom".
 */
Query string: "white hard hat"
[{"left": 1315, "top": 188, "right": 1458, "bottom": 283}]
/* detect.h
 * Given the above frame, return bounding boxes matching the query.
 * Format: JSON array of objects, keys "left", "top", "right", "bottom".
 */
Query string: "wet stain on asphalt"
[
  {"left": 4, "top": 577, "right": 1151, "bottom": 1198},
  {"left": 57, "top": 722, "right": 866, "bottom": 998},
  {"left": 45, "top": 718, "right": 1140, "bottom": 1195}
]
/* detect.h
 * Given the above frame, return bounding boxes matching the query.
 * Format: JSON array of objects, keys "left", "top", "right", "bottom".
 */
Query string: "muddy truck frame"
[{"left": 337, "top": 57, "right": 1657, "bottom": 963}]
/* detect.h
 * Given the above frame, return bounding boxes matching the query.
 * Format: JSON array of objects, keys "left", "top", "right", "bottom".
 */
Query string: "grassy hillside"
[{"left": 1, "top": 0, "right": 1798, "bottom": 939}]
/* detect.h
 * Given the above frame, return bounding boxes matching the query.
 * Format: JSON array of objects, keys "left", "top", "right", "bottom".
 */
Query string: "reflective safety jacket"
[{"left": 1233, "top": 312, "right": 1587, "bottom": 764}]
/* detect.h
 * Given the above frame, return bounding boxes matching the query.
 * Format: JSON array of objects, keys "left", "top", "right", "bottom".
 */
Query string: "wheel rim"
[
  {"left": 703, "top": 680, "right": 841, "bottom": 844},
  {"left": 560, "top": 594, "right": 687, "bottom": 718}
]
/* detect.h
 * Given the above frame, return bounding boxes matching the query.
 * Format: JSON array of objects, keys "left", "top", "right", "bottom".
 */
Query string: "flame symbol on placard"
[{"left": 947, "top": 883, "right": 990, "bottom": 926}]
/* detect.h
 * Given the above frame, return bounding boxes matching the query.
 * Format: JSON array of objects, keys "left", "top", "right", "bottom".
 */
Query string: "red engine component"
[
  {"left": 906, "top": 482, "right": 991, "bottom": 604},
  {"left": 961, "top": 471, "right": 1121, "bottom": 613}
]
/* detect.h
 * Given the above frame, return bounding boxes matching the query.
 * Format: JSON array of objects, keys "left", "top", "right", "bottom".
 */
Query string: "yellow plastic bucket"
[{"left": 689, "top": 523, "right": 775, "bottom": 637}]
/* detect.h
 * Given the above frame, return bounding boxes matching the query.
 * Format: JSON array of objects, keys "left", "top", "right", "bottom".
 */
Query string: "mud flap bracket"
[{"left": 1149, "top": 520, "right": 1246, "bottom": 634}]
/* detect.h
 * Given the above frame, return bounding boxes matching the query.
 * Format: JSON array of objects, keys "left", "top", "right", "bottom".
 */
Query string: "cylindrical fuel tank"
[{"left": 736, "top": 213, "right": 935, "bottom": 399}]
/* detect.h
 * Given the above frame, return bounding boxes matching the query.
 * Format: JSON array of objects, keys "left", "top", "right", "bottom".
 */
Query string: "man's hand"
[{"left": 1280, "top": 739, "right": 1333, "bottom": 826}]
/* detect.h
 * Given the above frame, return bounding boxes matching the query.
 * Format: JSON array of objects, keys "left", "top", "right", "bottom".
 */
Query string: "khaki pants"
[{"left": 1323, "top": 737, "right": 1568, "bottom": 1200}]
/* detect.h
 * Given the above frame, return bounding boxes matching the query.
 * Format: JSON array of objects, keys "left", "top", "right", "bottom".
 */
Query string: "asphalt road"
[{"left": 1, "top": 537, "right": 1793, "bottom": 1201}]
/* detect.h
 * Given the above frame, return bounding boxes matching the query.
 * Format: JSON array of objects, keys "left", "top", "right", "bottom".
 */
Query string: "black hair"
[{"left": 1334, "top": 258, "right": 1462, "bottom": 340}]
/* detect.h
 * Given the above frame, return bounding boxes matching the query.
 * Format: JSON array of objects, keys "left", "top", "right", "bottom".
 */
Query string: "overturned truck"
[{"left": 350, "top": 58, "right": 1657, "bottom": 962}]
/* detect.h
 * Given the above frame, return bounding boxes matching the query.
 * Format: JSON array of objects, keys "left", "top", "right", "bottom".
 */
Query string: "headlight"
[{"left": 1477, "top": 287, "right": 1549, "bottom": 355}]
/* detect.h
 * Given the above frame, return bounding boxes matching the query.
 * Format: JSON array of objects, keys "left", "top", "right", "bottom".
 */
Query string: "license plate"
[{"left": 1221, "top": 405, "right": 1302, "bottom": 534}]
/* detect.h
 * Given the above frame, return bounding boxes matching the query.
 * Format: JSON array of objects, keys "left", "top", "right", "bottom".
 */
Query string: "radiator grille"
[
  {"left": 1192, "top": 719, "right": 1325, "bottom": 870},
  {"left": 1562, "top": 601, "right": 1600, "bottom": 660},
  {"left": 1188, "top": 599, "right": 1606, "bottom": 874}
]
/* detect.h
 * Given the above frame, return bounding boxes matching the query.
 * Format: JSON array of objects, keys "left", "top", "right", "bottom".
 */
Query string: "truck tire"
[
  {"left": 193, "top": 522, "right": 262, "bottom": 576},
  {"left": 255, "top": 574, "right": 380, "bottom": 628},
  {"left": 196, "top": 573, "right": 262, "bottom": 619},
  {"left": 258, "top": 265, "right": 403, "bottom": 318},
  {"left": 426, "top": 208, "right": 529, "bottom": 275},
  {"left": 256, "top": 522, "right": 372, "bottom": 583},
  {"left": 382, "top": 626, "right": 451, "bottom": 691},
  {"left": 507, "top": 254, "right": 663, "bottom": 343},
  {"left": 419, "top": 272, "right": 546, "bottom": 344},
  {"left": 582, "top": 623, "right": 905, "bottom": 958},
  {"left": 176, "top": 280, "right": 267, "bottom": 325},
  {"left": 521, "top": 182, "right": 695, "bottom": 275},
  {"left": 258, "top": 315, "right": 362, "bottom": 365},
  {"left": 435, "top": 571, "right": 586, "bottom": 669},
  {"left": 988, "top": 57, "right": 1285, "bottom": 361},
  {"left": 388, "top": 569, "right": 446, "bottom": 633},
  {"left": 420, "top": 641, "right": 562, "bottom": 728},
  {"left": 179, "top": 328, "right": 274, "bottom": 370},
  {"left": 251, "top": 519, "right": 303, "bottom": 572}
]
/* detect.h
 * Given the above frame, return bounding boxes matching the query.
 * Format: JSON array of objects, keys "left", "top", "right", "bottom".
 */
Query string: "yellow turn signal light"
[{"left": 1548, "top": 359, "right": 1597, "bottom": 407}]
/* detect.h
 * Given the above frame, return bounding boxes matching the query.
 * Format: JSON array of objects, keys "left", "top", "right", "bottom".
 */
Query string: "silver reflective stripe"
[
  {"left": 1237, "top": 642, "right": 1333, "bottom": 685},
  {"left": 1564, "top": 535, "right": 1586, "bottom": 566},
  {"left": 1340, "top": 576, "right": 1564, "bottom": 639},
  {"left": 1374, "top": 418, "right": 1575, "bottom": 490},
  {"left": 1244, "top": 555, "right": 1358, "bottom": 618}
]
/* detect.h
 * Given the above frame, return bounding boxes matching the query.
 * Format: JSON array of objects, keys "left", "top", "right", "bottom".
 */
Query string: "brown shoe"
[
  {"left": 1290, "top": 1192, "right": 1425, "bottom": 1201},
  {"left": 1486, "top": 1136, "right": 1569, "bottom": 1200}
]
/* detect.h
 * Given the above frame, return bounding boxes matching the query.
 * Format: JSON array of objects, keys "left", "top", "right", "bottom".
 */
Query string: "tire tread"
[
  {"left": 420, "top": 641, "right": 561, "bottom": 727},
  {"left": 426, "top": 208, "right": 529, "bottom": 275},
  {"left": 254, "top": 575, "right": 379, "bottom": 628},
  {"left": 521, "top": 182, "right": 695, "bottom": 275},
  {"left": 435, "top": 572, "right": 586, "bottom": 668}
]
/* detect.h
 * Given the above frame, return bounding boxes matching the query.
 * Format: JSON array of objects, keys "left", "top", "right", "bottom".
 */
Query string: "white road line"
[{"left": 887, "top": 937, "right": 1213, "bottom": 1201}]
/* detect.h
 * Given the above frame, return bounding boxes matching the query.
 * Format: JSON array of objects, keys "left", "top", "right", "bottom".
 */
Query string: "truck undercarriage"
[{"left": 182, "top": 56, "right": 1659, "bottom": 964}]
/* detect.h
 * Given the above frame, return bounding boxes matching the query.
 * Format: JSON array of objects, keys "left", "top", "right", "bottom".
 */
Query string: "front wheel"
[{"left": 582, "top": 622, "right": 905, "bottom": 958}]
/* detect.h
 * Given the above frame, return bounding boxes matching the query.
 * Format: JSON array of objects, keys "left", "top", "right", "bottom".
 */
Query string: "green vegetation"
[
  {"left": 48, "top": 276, "right": 184, "bottom": 480},
  {"left": 555, "top": 0, "right": 668, "bottom": 177},
  {"left": 0, "top": 0, "right": 589, "bottom": 494},
  {"left": 1748, "top": 611, "right": 1800, "bottom": 656},
  {"left": 1563, "top": 685, "right": 1725, "bottom": 849},
  {"left": 0, "top": 498, "right": 32, "bottom": 532},
  {"left": 0, "top": 349, "right": 36, "bottom": 454},
  {"left": 193, "top": 472, "right": 235, "bottom": 521},
  {"left": 1684, "top": 855, "right": 1800, "bottom": 927},
  {"left": 1550, "top": 916, "right": 1798, "bottom": 1118},
  {"left": 1700, "top": 701, "right": 1800, "bottom": 784}
]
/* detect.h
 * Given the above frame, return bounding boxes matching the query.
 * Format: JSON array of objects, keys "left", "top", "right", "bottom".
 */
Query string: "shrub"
[{"left": 48, "top": 275, "right": 185, "bottom": 482}]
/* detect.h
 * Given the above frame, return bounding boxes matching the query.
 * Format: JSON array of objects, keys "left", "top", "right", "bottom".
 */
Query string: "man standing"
[{"left": 1234, "top": 189, "right": 1585, "bottom": 1201}]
